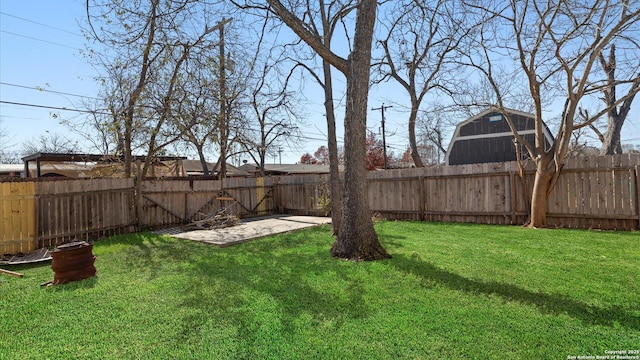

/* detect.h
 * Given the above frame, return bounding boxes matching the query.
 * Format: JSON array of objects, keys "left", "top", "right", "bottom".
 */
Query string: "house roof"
[
  {"left": 445, "top": 106, "right": 555, "bottom": 165},
  {"left": 457, "top": 107, "right": 535, "bottom": 125},
  {"left": 0, "top": 164, "right": 23, "bottom": 171},
  {"left": 182, "top": 160, "right": 216, "bottom": 173},
  {"left": 449, "top": 107, "right": 554, "bottom": 139},
  {"left": 1, "top": 163, "right": 94, "bottom": 178},
  {"left": 0, "top": 164, "right": 23, "bottom": 175},
  {"left": 182, "top": 160, "right": 251, "bottom": 177},
  {"left": 22, "top": 152, "right": 187, "bottom": 163},
  {"left": 21, "top": 152, "right": 189, "bottom": 178},
  {"left": 238, "top": 163, "right": 340, "bottom": 175}
]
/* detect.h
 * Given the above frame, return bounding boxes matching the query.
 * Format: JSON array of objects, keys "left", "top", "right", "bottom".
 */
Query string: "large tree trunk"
[
  {"left": 408, "top": 96, "right": 424, "bottom": 167},
  {"left": 323, "top": 60, "right": 343, "bottom": 235},
  {"left": 197, "top": 146, "right": 210, "bottom": 176},
  {"left": 331, "top": 0, "right": 390, "bottom": 261},
  {"left": 600, "top": 112, "right": 624, "bottom": 155},
  {"left": 528, "top": 154, "right": 555, "bottom": 228},
  {"left": 597, "top": 45, "right": 639, "bottom": 156}
]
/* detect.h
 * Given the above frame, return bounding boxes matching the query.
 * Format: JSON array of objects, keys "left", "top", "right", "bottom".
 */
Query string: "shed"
[{"left": 445, "top": 107, "right": 554, "bottom": 165}]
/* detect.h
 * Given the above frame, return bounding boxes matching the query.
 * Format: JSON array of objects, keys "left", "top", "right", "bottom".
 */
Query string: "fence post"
[
  {"left": 509, "top": 170, "right": 517, "bottom": 225},
  {"left": 636, "top": 164, "right": 640, "bottom": 230},
  {"left": 135, "top": 160, "right": 143, "bottom": 230},
  {"left": 419, "top": 173, "right": 426, "bottom": 221},
  {"left": 33, "top": 183, "right": 40, "bottom": 251}
]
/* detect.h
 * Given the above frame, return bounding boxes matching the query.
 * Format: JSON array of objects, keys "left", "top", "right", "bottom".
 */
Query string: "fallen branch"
[{"left": 1, "top": 268, "right": 24, "bottom": 278}]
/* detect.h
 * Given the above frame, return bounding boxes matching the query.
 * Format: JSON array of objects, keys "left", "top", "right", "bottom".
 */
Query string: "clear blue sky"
[
  {"left": 1, "top": 1, "right": 638, "bottom": 164},
  {"left": 1, "top": 1, "right": 98, "bottom": 151}
]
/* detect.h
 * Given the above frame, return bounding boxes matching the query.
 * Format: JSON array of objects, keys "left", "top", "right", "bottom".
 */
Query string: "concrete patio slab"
[{"left": 154, "top": 215, "right": 331, "bottom": 247}]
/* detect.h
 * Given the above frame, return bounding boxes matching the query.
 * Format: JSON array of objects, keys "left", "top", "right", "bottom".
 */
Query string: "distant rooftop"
[
  {"left": 238, "top": 163, "right": 342, "bottom": 175},
  {"left": 22, "top": 152, "right": 187, "bottom": 163}
]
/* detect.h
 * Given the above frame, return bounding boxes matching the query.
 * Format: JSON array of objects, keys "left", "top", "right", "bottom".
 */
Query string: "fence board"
[
  {"left": 35, "top": 178, "right": 135, "bottom": 247},
  {"left": 0, "top": 182, "right": 36, "bottom": 254}
]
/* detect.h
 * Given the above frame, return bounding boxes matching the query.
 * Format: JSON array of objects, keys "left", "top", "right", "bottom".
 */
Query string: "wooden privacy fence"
[
  {"left": 276, "top": 154, "right": 640, "bottom": 230},
  {"left": 1, "top": 176, "right": 276, "bottom": 254},
  {"left": 37, "top": 178, "right": 136, "bottom": 249},
  {"left": 138, "top": 176, "right": 275, "bottom": 228},
  {"left": 1, "top": 154, "right": 638, "bottom": 254},
  {"left": 274, "top": 174, "right": 334, "bottom": 216}
]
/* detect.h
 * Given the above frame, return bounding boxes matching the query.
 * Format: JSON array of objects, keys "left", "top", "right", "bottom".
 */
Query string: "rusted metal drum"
[{"left": 51, "top": 241, "right": 96, "bottom": 284}]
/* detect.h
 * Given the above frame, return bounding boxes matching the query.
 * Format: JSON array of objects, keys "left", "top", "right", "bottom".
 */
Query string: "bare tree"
[
  {"left": 375, "top": 0, "right": 476, "bottom": 167},
  {"left": 461, "top": 0, "right": 640, "bottom": 227},
  {"left": 0, "top": 119, "right": 12, "bottom": 162},
  {"left": 566, "top": 127, "right": 600, "bottom": 157},
  {"left": 0, "top": 119, "right": 9, "bottom": 147},
  {"left": 183, "top": 17, "right": 249, "bottom": 179},
  {"left": 238, "top": 58, "right": 301, "bottom": 177},
  {"left": 63, "top": 68, "right": 132, "bottom": 156},
  {"left": 586, "top": 44, "right": 640, "bottom": 155},
  {"left": 278, "top": 0, "right": 356, "bottom": 235},
  {"left": 174, "top": 63, "right": 221, "bottom": 176},
  {"left": 85, "top": 0, "right": 226, "bottom": 178},
  {"left": 260, "top": 0, "right": 390, "bottom": 260},
  {"left": 21, "top": 133, "right": 80, "bottom": 155},
  {"left": 0, "top": 120, "right": 21, "bottom": 164},
  {"left": 417, "top": 108, "right": 451, "bottom": 164}
]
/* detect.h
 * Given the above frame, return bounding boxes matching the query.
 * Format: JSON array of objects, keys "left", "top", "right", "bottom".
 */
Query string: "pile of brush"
[{"left": 183, "top": 208, "right": 239, "bottom": 230}]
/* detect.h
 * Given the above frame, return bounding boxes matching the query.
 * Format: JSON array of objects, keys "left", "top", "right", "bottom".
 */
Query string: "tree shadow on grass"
[
  {"left": 49, "top": 275, "right": 99, "bottom": 291},
  {"left": 172, "top": 232, "right": 372, "bottom": 349},
  {"left": 57, "top": 228, "right": 372, "bottom": 355},
  {"left": 390, "top": 253, "right": 640, "bottom": 331},
  {"left": 376, "top": 234, "right": 408, "bottom": 250},
  {"left": 92, "top": 232, "right": 199, "bottom": 280}
]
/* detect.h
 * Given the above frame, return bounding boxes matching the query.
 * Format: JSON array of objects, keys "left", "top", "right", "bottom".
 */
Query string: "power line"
[
  {"left": 0, "top": 114, "right": 52, "bottom": 122},
  {"left": 0, "top": 82, "right": 100, "bottom": 101},
  {"left": 0, "top": 101, "right": 335, "bottom": 144},
  {"left": 0, "top": 30, "right": 80, "bottom": 50},
  {"left": 0, "top": 100, "right": 105, "bottom": 114},
  {"left": 0, "top": 12, "right": 84, "bottom": 37}
]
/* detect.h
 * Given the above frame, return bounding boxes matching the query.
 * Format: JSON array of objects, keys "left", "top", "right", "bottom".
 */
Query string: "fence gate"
[{"left": 1, "top": 181, "right": 37, "bottom": 254}]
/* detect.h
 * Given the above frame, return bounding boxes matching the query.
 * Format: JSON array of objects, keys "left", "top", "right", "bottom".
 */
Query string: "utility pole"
[
  {"left": 372, "top": 103, "right": 392, "bottom": 169},
  {"left": 278, "top": 147, "right": 283, "bottom": 164}
]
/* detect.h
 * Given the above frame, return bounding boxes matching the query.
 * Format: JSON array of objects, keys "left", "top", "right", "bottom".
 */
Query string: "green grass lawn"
[{"left": 1, "top": 221, "right": 639, "bottom": 359}]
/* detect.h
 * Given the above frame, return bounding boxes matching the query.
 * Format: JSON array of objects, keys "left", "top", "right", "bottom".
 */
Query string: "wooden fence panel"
[
  {"left": 37, "top": 178, "right": 135, "bottom": 248},
  {"left": 546, "top": 155, "right": 638, "bottom": 230},
  {"left": 363, "top": 155, "right": 638, "bottom": 229},
  {"left": 0, "top": 181, "right": 36, "bottom": 254},
  {"left": 369, "top": 176, "right": 422, "bottom": 220},
  {"left": 217, "top": 177, "right": 275, "bottom": 218},
  {"left": 137, "top": 177, "right": 278, "bottom": 229},
  {"left": 275, "top": 174, "right": 330, "bottom": 216},
  {"left": 186, "top": 179, "right": 223, "bottom": 222},
  {"left": 139, "top": 179, "right": 192, "bottom": 228}
]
